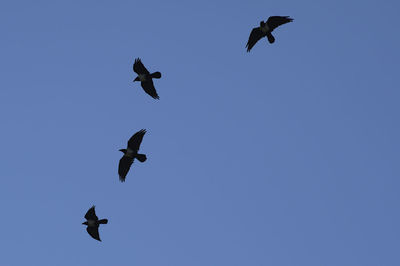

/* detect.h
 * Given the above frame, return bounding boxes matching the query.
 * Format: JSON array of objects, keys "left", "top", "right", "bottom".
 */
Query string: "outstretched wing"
[
  {"left": 133, "top": 58, "right": 150, "bottom": 75},
  {"left": 128, "top": 129, "right": 147, "bottom": 151},
  {"left": 118, "top": 156, "right": 134, "bottom": 182},
  {"left": 246, "top": 27, "right": 264, "bottom": 52},
  {"left": 141, "top": 80, "right": 160, "bottom": 99},
  {"left": 86, "top": 226, "right": 101, "bottom": 241},
  {"left": 84, "top": 206, "right": 98, "bottom": 221},
  {"left": 266, "top": 16, "right": 293, "bottom": 31}
]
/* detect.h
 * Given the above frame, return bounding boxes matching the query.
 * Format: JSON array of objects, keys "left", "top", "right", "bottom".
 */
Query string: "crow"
[
  {"left": 82, "top": 206, "right": 108, "bottom": 241},
  {"left": 133, "top": 58, "right": 162, "bottom": 99},
  {"left": 246, "top": 16, "right": 293, "bottom": 52},
  {"left": 118, "top": 129, "right": 147, "bottom": 182}
]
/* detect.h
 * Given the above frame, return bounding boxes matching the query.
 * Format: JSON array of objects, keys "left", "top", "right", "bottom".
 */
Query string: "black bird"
[
  {"left": 82, "top": 206, "right": 108, "bottom": 241},
  {"left": 133, "top": 58, "right": 162, "bottom": 99},
  {"left": 118, "top": 129, "right": 147, "bottom": 182},
  {"left": 246, "top": 16, "right": 293, "bottom": 52}
]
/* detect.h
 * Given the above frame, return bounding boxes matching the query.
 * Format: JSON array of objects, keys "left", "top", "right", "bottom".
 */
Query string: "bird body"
[
  {"left": 137, "top": 74, "right": 147, "bottom": 82},
  {"left": 82, "top": 206, "right": 108, "bottom": 241},
  {"left": 246, "top": 16, "right": 293, "bottom": 52},
  {"left": 124, "top": 147, "right": 135, "bottom": 158},
  {"left": 133, "top": 58, "right": 162, "bottom": 99},
  {"left": 260, "top": 21, "right": 270, "bottom": 33},
  {"left": 87, "top": 220, "right": 96, "bottom": 227}
]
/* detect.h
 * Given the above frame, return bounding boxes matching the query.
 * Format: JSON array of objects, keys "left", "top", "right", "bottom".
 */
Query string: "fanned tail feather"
[
  {"left": 151, "top": 72, "right": 161, "bottom": 79},
  {"left": 136, "top": 154, "right": 147, "bottom": 162},
  {"left": 266, "top": 32, "right": 275, "bottom": 43}
]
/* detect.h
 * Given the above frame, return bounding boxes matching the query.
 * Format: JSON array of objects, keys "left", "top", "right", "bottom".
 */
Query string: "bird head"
[
  {"left": 134, "top": 76, "right": 140, "bottom": 82},
  {"left": 119, "top": 149, "right": 127, "bottom": 154},
  {"left": 82, "top": 221, "right": 88, "bottom": 225}
]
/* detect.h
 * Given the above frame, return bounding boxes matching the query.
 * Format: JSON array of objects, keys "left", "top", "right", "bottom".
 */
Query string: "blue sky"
[{"left": 0, "top": 0, "right": 399, "bottom": 265}]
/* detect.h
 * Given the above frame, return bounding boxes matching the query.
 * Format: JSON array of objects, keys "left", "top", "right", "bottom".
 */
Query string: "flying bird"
[
  {"left": 246, "top": 16, "right": 293, "bottom": 52},
  {"left": 82, "top": 206, "right": 108, "bottom": 241},
  {"left": 118, "top": 129, "right": 147, "bottom": 182},
  {"left": 133, "top": 58, "right": 162, "bottom": 99}
]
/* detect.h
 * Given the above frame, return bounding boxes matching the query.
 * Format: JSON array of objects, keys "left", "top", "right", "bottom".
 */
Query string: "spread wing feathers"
[
  {"left": 86, "top": 226, "right": 101, "bottom": 241},
  {"left": 118, "top": 156, "right": 134, "bottom": 182},
  {"left": 133, "top": 58, "right": 150, "bottom": 75},
  {"left": 84, "top": 206, "right": 98, "bottom": 221},
  {"left": 246, "top": 27, "right": 265, "bottom": 52},
  {"left": 128, "top": 129, "right": 147, "bottom": 151},
  {"left": 266, "top": 16, "right": 293, "bottom": 31},
  {"left": 141, "top": 80, "right": 160, "bottom": 99}
]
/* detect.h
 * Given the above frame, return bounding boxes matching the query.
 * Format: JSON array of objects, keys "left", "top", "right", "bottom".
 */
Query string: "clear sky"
[{"left": 0, "top": 0, "right": 399, "bottom": 265}]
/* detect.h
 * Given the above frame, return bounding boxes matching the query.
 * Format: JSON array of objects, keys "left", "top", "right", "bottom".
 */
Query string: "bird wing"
[
  {"left": 86, "top": 226, "right": 101, "bottom": 241},
  {"left": 266, "top": 16, "right": 293, "bottom": 31},
  {"left": 127, "top": 129, "right": 147, "bottom": 151},
  {"left": 84, "top": 206, "right": 98, "bottom": 221},
  {"left": 133, "top": 58, "right": 150, "bottom": 75},
  {"left": 141, "top": 79, "right": 160, "bottom": 99},
  {"left": 118, "top": 156, "right": 134, "bottom": 182},
  {"left": 246, "top": 27, "right": 264, "bottom": 52}
]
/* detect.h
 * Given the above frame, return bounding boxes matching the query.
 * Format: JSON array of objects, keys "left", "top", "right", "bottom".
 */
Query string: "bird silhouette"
[
  {"left": 82, "top": 206, "right": 108, "bottom": 241},
  {"left": 246, "top": 16, "right": 293, "bottom": 52},
  {"left": 118, "top": 129, "right": 147, "bottom": 182},
  {"left": 133, "top": 58, "right": 162, "bottom": 99}
]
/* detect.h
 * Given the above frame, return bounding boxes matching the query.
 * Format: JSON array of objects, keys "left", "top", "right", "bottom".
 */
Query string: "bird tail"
[
  {"left": 136, "top": 154, "right": 147, "bottom": 162},
  {"left": 98, "top": 219, "right": 108, "bottom": 224},
  {"left": 151, "top": 72, "right": 162, "bottom": 79},
  {"left": 266, "top": 32, "right": 275, "bottom": 43}
]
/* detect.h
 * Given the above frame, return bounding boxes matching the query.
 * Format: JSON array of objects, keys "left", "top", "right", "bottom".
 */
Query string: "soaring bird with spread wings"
[
  {"left": 82, "top": 206, "right": 108, "bottom": 241},
  {"left": 246, "top": 16, "right": 293, "bottom": 52},
  {"left": 118, "top": 129, "right": 147, "bottom": 182},
  {"left": 133, "top": 58, "right": 162, "bottom": 99}
]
